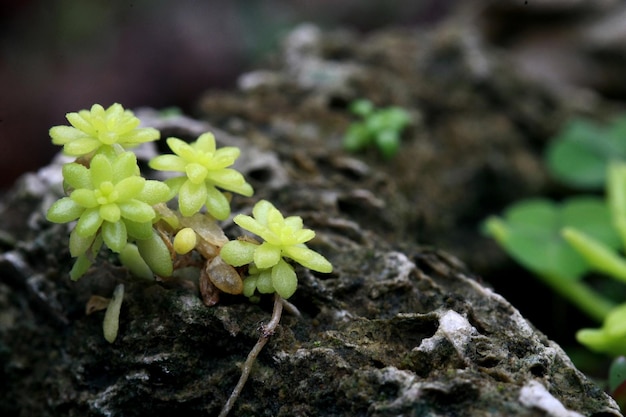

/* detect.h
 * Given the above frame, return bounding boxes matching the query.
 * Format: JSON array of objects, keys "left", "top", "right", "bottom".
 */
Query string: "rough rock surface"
[{"left": 0, "top": 23, "right": 622, "bottom": 416}]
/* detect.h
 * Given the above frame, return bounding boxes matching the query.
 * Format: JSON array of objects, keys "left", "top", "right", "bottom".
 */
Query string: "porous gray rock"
[{"left": 0, "top": 133, "right": 620, "bottom": 417}]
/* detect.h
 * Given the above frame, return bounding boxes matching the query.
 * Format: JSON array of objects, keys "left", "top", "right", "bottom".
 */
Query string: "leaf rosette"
[
  {"left": 47, "top": 152, "right": 170, "bottom": 256},
  {"left": 49, "top": 103, "right": 160, "bottom": 158},
  {"left": 149, "top": 132, "right": 253, "bottom": 220},
  {"left": 220, "top": 200, "right": 332, "bottom": 298}
]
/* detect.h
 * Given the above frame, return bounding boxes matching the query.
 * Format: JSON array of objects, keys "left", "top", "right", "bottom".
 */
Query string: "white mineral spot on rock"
[
  {"left": 519, "top": 380, "right": 585, "bottom": 417},
  {"left": 416, "top": 310, "right": 477, "bottom": 358}
]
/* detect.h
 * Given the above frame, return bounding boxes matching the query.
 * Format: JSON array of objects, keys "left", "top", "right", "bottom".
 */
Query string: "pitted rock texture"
[{"left": 0, "top": 23, "right": 622, "bottom": 417}]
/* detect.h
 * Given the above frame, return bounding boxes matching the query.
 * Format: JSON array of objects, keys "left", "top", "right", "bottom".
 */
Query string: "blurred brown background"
[{"left": 0, "top": 0, "right": 457, "bottom": 190}]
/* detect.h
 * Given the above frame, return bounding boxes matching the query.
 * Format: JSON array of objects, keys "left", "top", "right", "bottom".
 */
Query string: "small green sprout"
[
  {"left": 50, "top": 103, "right": 160, "bottom": 158},
  {"left": 103, "top": 283, "right": 125, "bottom": 343},
  {"left": 149, "top": 132, "right": 254, "bottom": 219},
  {"left": 343, "top": 99, "right": 410, "bottom": 159},
  {"left": 220, "top": 200, "right": 332, "bottom": 299}
]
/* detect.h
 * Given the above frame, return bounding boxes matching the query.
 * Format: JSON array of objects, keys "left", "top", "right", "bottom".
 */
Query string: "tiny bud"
[{"left": 174, "top": 227, "right": 197, "bottom": 255}]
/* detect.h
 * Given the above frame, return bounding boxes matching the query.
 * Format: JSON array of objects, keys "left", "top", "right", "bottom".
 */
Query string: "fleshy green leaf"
[
  {"left": 204, "top": 186, "right": 230, "bottom": 220},
  {"left": 112, "top": 152, "right": 140, "bottom": 182},
  {"left": 167, "top": 137, "right": 195, "bottom": 160},
  {"left": 256, "top": 269, "right": 274, "bottom": 294},
  {"left": 136, "top": 230, "right": 173, "bottom": 277},
  {"left": 115, "top": 176, "right": 146, "bottom": 202},
  {"left": 118, "top": 200, "right": 155, "bottom": 223},
  {"left": 119, "top": 243, "right": 154, "bottom": 280},
  {"left": 66, "top": 111, "right": 95, "bottom": 134},
  {"left": 220, "top": 240, "right": 257, "bottom": 266},
  {"left": 185, "top": 163, "right": 208, "bottom": 184},
  {"left": 70, "top": 189, "right": 98, "bottom": 208},
  {"left": 178, "top": 179, "right": 207, "bottom": 216},
  {"left": 90, "top": 155, "right": 113, "bottom": 187},
  {"left": 124, "top": 219, "right": 154, "bottom": 240},
  {"left": 102, "top": 220, "right": 127, "bottom": 253},
  {"left": 284, "top": 216, "right": 303, "bottom": 231},
  {"left": 376, "top": 130, "right": 400, "bottom": 159},
  {"left": 149, "top": 154, "right": 186, "bottom": 172},
  {"left": 64, "top": 137, "right": 101, "bottom": 156},
  {"left": 75, "top": 208, "right": 103, "bottom": 237},
  {"left": 46, "top": 197, "right": 84, "bottom": 223},
  {"left": 283, "top": 245, "right": 332, "bottom": 272},
  {"left": 211, "top": 147, "right": 240, "bottom": 168},
  {"left": 50, "top": 125, "right": 88, "bottom": 145},
  {"left": 563, "top": 228, "right": 626, "bottom": 283},
  {"left": 242, "top": 275, "right": 258, "bottom": 297},
  {"left": 252, "top": 200, "right": 272, "bottom": 225},
  {"left": 253, "top": 242, "right": 281, "bottom": 269},
  {"left": 610, "top": 356, "right": 626, "bottom": 397},
  {"left": 194, "top": 132, "right": 216, "bottom": 153},
  {"left": 123, "top": 127, "right": 159, "bottom": 145},
  {"left": 137, "top": 180, "right": 171, "bottom": 205},
  {"left": 62, "top": 163, "right": 91, "bottom": 190},
  {"left": 69, "top": 228, "right": 96, "bottom": 257},
  {"left": 70, "top": 255, "right": 93, "bottom": 281},
  {"left": 99, "top": 203, "right": 121, "bottom": 223},
  {"left": 233, "top": 214, "right": 268, "bottom": 239},
  {"left": 164, "top": 176, "right": 186, "bottom": 197},
  {"left": 208, "top": 169, "right": 244, "bottom": 187},
  {"left": 271, "top": 260, "right": 297, "bottom": 299},
  {"left": 103, "top": 283, "right": 124, "bottom": 343}
]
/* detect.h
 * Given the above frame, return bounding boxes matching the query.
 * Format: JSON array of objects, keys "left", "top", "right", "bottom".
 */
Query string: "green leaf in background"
[
  {"left": 546, "top": 117, "right": 626, "bottom": 189},
  {"left": 485, "top": 197, "right": 620, "bottom": 280},
  {"left": 577, "top": 303, "right": 626, "bottom": 357}
]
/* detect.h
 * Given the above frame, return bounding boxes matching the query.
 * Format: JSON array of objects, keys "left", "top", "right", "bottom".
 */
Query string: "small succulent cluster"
[
  {"left": 149, "top": 133, "right": 253, "bottom": 219},
  {"left": 47, "top": 103, "right": 333, "bottom": 415},
  {"left": 220, "top": 200, "right": 332, "bottom": 299},
  {"left": 343, "top": 99, "right": 410, "bottom": 159},
  {"left": 47, "top": 104, "right": 171, "bottom": 280},
  {"left": 47, "top": 102, "right": 332, "bottom": 302}
]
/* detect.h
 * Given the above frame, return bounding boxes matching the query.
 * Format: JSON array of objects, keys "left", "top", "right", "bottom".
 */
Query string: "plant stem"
[
  {"left": 218, "top": 294, "right": 284, "bottom": 417},
  {"left": 539, "top": 272, "right": 616, "bottom": 323}
]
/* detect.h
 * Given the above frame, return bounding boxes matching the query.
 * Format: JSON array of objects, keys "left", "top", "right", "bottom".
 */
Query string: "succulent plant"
[
  {"left": 46, "top": 151, "right": 171, "bottom": 278},
  {"left": 220, "top": 200, "right": 332, "bottom": 298},
  {"left": 149, "top": 132, "right": 254, "bottom": 219},
  {"left": 49, "top": 103, "right": 160, "bottom": 158},
  {"left": 343, "top": 99, "right": 410, "bottom": 159}
]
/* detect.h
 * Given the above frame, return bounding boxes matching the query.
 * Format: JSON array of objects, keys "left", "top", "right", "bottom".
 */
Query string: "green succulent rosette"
[
  {"left": 149, "top": 132, "right": 254, "bottom": 220},
  {"left": 49, "top": 103, "right": 160, "bottom": 158},
  {"left": 220, "top": 200, "right": 332, "bottom": 298},
  {"left": 46, "top": 152, "right": 170, "bottom": 279}
]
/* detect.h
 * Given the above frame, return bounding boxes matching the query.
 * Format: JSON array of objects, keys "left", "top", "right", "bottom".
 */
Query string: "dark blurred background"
[
  {"left": 0, "top": 0, "right": 460, "bottom": 190},
  {"left": 3, "top": 0, "right": 626, "bottom": 187}
]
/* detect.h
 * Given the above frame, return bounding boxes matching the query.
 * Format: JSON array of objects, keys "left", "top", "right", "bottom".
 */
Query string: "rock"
[{"left": 0, "top": 23, "right": 622, "bottom": 417}]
